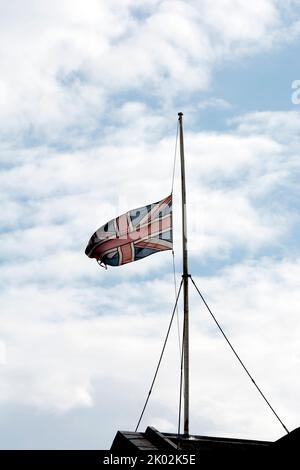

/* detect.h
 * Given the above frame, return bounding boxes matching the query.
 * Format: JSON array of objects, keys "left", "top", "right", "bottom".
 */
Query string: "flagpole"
[{"left": 178, "top": 112, "right": 189, "bottom": 436}]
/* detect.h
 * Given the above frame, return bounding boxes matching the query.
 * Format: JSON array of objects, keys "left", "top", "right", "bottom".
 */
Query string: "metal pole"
[{"left": 178, "top": 112, "right": 189, "bottom": 436}]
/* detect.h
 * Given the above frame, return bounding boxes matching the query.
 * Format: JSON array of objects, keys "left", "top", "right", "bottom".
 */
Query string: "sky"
[{"left": 1, "top": 0, "right": 300, "bottom": 450}]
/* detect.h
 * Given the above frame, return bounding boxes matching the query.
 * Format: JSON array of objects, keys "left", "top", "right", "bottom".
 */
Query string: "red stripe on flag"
[
  {"left": 136, "top": 241, "right": 170, "bottom": 251},
  {"left": 120, "top": 243, "right": 133, "bottom": 264},
  {"left": 93, "top": 215, "right": 172, "bottom": 257}
]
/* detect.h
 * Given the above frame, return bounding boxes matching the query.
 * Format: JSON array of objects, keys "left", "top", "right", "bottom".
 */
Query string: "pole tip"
[{"left": 178, "top": 112, "right": 183, "bottom": 117}]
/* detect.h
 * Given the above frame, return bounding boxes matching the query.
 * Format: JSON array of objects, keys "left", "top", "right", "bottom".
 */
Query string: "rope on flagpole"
[
  {"left": 190, "top": 275, "right": 290, "bottom": 435},
  {"left": 170, "top": 120, "right": 181, "bottom": 357},
  {"left": 135, "top": 279, "right": 183, "bottom": 432},
  {"left": 172, "top": 250, "right": 182, "bottom": 358},
  {"left": 171, "top": 120, "right": 179, "bottom": 195}
]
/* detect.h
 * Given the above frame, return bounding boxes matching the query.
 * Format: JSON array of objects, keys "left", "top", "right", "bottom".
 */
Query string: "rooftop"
[{"left": 111, "top": 425, "right": 300, "bottom": 456}]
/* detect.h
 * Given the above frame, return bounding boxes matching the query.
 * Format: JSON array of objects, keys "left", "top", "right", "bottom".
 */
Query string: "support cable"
[
  {"left": 135, "top": 279, "right": 183, "bottom": 432},
  {"left": 190, "top": 276, "right": 289, "bottom": 435}
]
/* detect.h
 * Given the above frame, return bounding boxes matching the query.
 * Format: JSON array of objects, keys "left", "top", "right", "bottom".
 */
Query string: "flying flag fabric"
[{"left": 85, "top": 195, "right": 172, "bottom": 267}]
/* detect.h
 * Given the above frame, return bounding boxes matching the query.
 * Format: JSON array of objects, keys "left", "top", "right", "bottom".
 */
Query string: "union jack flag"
[{"left": 85, "top": 195, "right": 172, "bottom": 267}]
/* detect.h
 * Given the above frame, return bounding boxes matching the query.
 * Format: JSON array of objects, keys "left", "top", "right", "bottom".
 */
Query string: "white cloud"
[
  {"left": 1, "top": 0, "right": 300, "bottom": 449},
  {"left": 200, "top": 0, "right": 279, "bottom": 44},
  {"left": 1, "top": 257, "right": 299, "bottom": 440},
  {"left": 0, "top": 341, "right": 6, "bottom": 366},
  {"left": 0, "top": 0, "right": 299, "bottom": 142},
  {"left": 230, "top": 110, "right": 300, "bottom": 143},
  {"left": 1, "top": 109, "right": 297, "bottom": 261},
  {"left": 198, "top": 97, "right": 232, "bottom": 110},
  {"left": 1, "top": 109, "right": 298, "bottom": 426}
]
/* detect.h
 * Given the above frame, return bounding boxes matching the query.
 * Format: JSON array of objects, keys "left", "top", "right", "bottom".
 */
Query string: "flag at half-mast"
[{"left": 85, "top": 195, "right": 172, "bottom": 267}]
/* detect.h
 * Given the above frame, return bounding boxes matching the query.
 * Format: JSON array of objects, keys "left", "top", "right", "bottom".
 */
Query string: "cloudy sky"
[{"left": 1, "top": 0, "right": 300, "bottom": 450}]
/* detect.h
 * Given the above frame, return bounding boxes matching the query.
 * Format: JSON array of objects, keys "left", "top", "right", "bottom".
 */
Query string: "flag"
[{"left": 85, "top": 195, "right": 172, "bottom": 267}]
